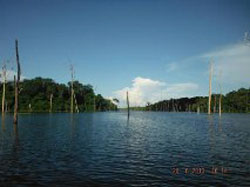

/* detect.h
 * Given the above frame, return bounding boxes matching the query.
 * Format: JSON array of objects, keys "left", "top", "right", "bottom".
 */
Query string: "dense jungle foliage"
[
  {"left": 0, "top": 77, "right": 117, "bottom": 113},
  {"left": 145, "top": 87, "right": 250, "bottom": 113}
]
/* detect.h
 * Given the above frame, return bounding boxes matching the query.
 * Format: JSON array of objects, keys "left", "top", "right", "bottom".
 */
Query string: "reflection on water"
[{"left": 0, "top": 112, "right": 249, "bottom": 186}]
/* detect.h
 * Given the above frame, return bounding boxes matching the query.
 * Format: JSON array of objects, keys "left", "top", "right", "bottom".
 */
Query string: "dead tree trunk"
[
  {"left": 49, "top": 93, "right": 53, "bottom": 113},
  {"left": 14, "top": 40, "right": 21, "bottom": 124},
  {"left": 74, "top": 92, "right": 79, "bottom": 113},
  {"left": 175, "top": 103, "right": 179, "bottom": 112},
  {"left": 197, "top": 105, "right": 200, "bottom": 114},
  {"left": 1, "top": 63, "right": 6, "bottom": 114},
  {"left": 218, "top": 71, "right": 222, "bottom": 117},
  {"left": 208, "top": 60, "right": 213, "bottom": 115},
  {"left": 14, "top": 75, "right": 17, "bottom": 122},
  {"left": 219, "top": 94, "right": 222, "bottom": 116},
  {"left": 126, "top": 91, "right": 130, "bottom": 117},
  {"left": 70, "top": 65, "right": 74, "bottom": 113}
]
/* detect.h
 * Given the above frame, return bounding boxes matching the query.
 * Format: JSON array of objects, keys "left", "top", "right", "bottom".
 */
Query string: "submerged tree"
[
  {"left": 69, "top": 65, "right": 79, "bottom": 113},
  {"left": 49, "top": 93, "right": 53, "bottom": 113},
  {"left": 14, "top": 40, "right": 21, "bottom": 124},
  {"left": 208, "top": 60, "right": 213, "bottom": 115},
  {"left": 1, "top": 63, "right": 6, "bottom": 115},
  {"left": 218, "top": 71, "right": 222, "bottom": 117},
  {"left": 127, "top": 91, "right": 130, "bottom": 117}
]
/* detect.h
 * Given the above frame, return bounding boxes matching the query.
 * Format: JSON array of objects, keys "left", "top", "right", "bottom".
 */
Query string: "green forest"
[
  {"left": 145, "top": 87, "right": 250, "bottom": 113},
  {"left": 0, "top": 77, "right": 118, "bottom": 113}
]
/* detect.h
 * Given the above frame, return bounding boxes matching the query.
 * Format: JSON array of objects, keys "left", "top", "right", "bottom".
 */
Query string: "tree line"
[
  {"left": 0, "top": 77, "right": 118, "bottom": 113},
  {"left": 145, "top": 87, "right": 250, "bottom": 113}
]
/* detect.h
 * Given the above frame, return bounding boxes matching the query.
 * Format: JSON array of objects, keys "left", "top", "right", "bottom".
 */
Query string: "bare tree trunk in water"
[
  {"left": 74, "top": 92, "right": 79, "bottom": 113},
  {"left": 208, "top": 60, "right": 213, "bottom": 115},
  {"left": 172, "top": 100, "right": 175, "bottom": 112},
  {"left": 14, "top": 75, "right": 17, "bottom": 123},
  {"left": 126, "top": 91, "right": 130, "bottom": 117},
  {"left": 197, "top": 105, "right": 200, "bottom": 114},
  {"left": 14, "top": 40, "right": 21, "bottom": 124},
  {"left": 70, "top": 65, "right": 74, "bottom": 113},
  {"left": 218, "top": 71, "right": 222, "bottom": 117},
  {"left": 1, "top": 63, "right": 6, "bottom": 115},
  {"left": 219, "top": 94, "right": 222, "bottom": 116},
  {"left": 49, "top": 93, "right": 53, "bottom": 113},
  {"left": 175, "top": 103, "right": 178, "bottom": 112}
]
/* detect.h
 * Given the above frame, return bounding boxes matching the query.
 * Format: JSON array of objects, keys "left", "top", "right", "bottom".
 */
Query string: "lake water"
[{"left": 0, "top": 112, "right": 250, "bottom": 186}]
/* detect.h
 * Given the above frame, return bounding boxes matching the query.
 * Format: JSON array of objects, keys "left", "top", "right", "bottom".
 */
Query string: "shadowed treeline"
[{"left": 145, "top": 87, "right": 250, "bottom": 113}]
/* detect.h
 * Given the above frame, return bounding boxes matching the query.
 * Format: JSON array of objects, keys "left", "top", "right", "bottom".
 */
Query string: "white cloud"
[
  {"left": 113, "top": 77, "right": 198, "bottom": 107},
  {"left": 201, "top": 42, "right": 250, "bottom": 83},
  {"left": 105, "top": 96, "right": 117, "bottom": 104}
]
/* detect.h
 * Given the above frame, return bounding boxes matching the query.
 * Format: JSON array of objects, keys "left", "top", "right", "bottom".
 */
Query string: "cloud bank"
[{"left": 114, "top": 77, "right": 198, "bottom": 107}]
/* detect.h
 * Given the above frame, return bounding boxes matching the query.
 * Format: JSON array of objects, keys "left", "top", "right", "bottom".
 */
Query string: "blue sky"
[{"left": 0, "top": 0, "right": 250, "bottom": 106}]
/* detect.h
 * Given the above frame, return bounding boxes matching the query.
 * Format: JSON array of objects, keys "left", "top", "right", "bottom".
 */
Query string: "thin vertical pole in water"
[
  {"left": 219, "top": 71, "right": 222, "bottom": 117},
  {"left": 14, "top": 75, "right": 17, "bottom": 122},
  {"left": 14, "top": 40, "right": 21, "bottom": 124},
  {"left": 208, "top": 60, "right": 213, "bottom": 115},
  {"left": 197, "top": 105, "right": 200, "bottom": 114},
  {"left": 1, "top": 63, "right": 6, "bottom": 115},
  {"left": 70, "top": 65, "right": 74, "bottom": 113},
  {"left": 172, "top": 99, "right": 175, "bottom": 112},
  {"left": 49, "top": 93, "right": 53, "bottom": 113},
  {"left": 126, "top": 91, "right": 130, "bottom": 117},
  {"left": 74, "top": 92, "right": 79, "bottom": 113},
  {"left": 219, "top": 93, "right": 222, "bottom": 117}
]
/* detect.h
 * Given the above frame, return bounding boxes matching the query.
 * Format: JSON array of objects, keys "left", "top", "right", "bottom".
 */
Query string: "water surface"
[{"left": 0, "top": 112, "right": 250, "bottom": 186}]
